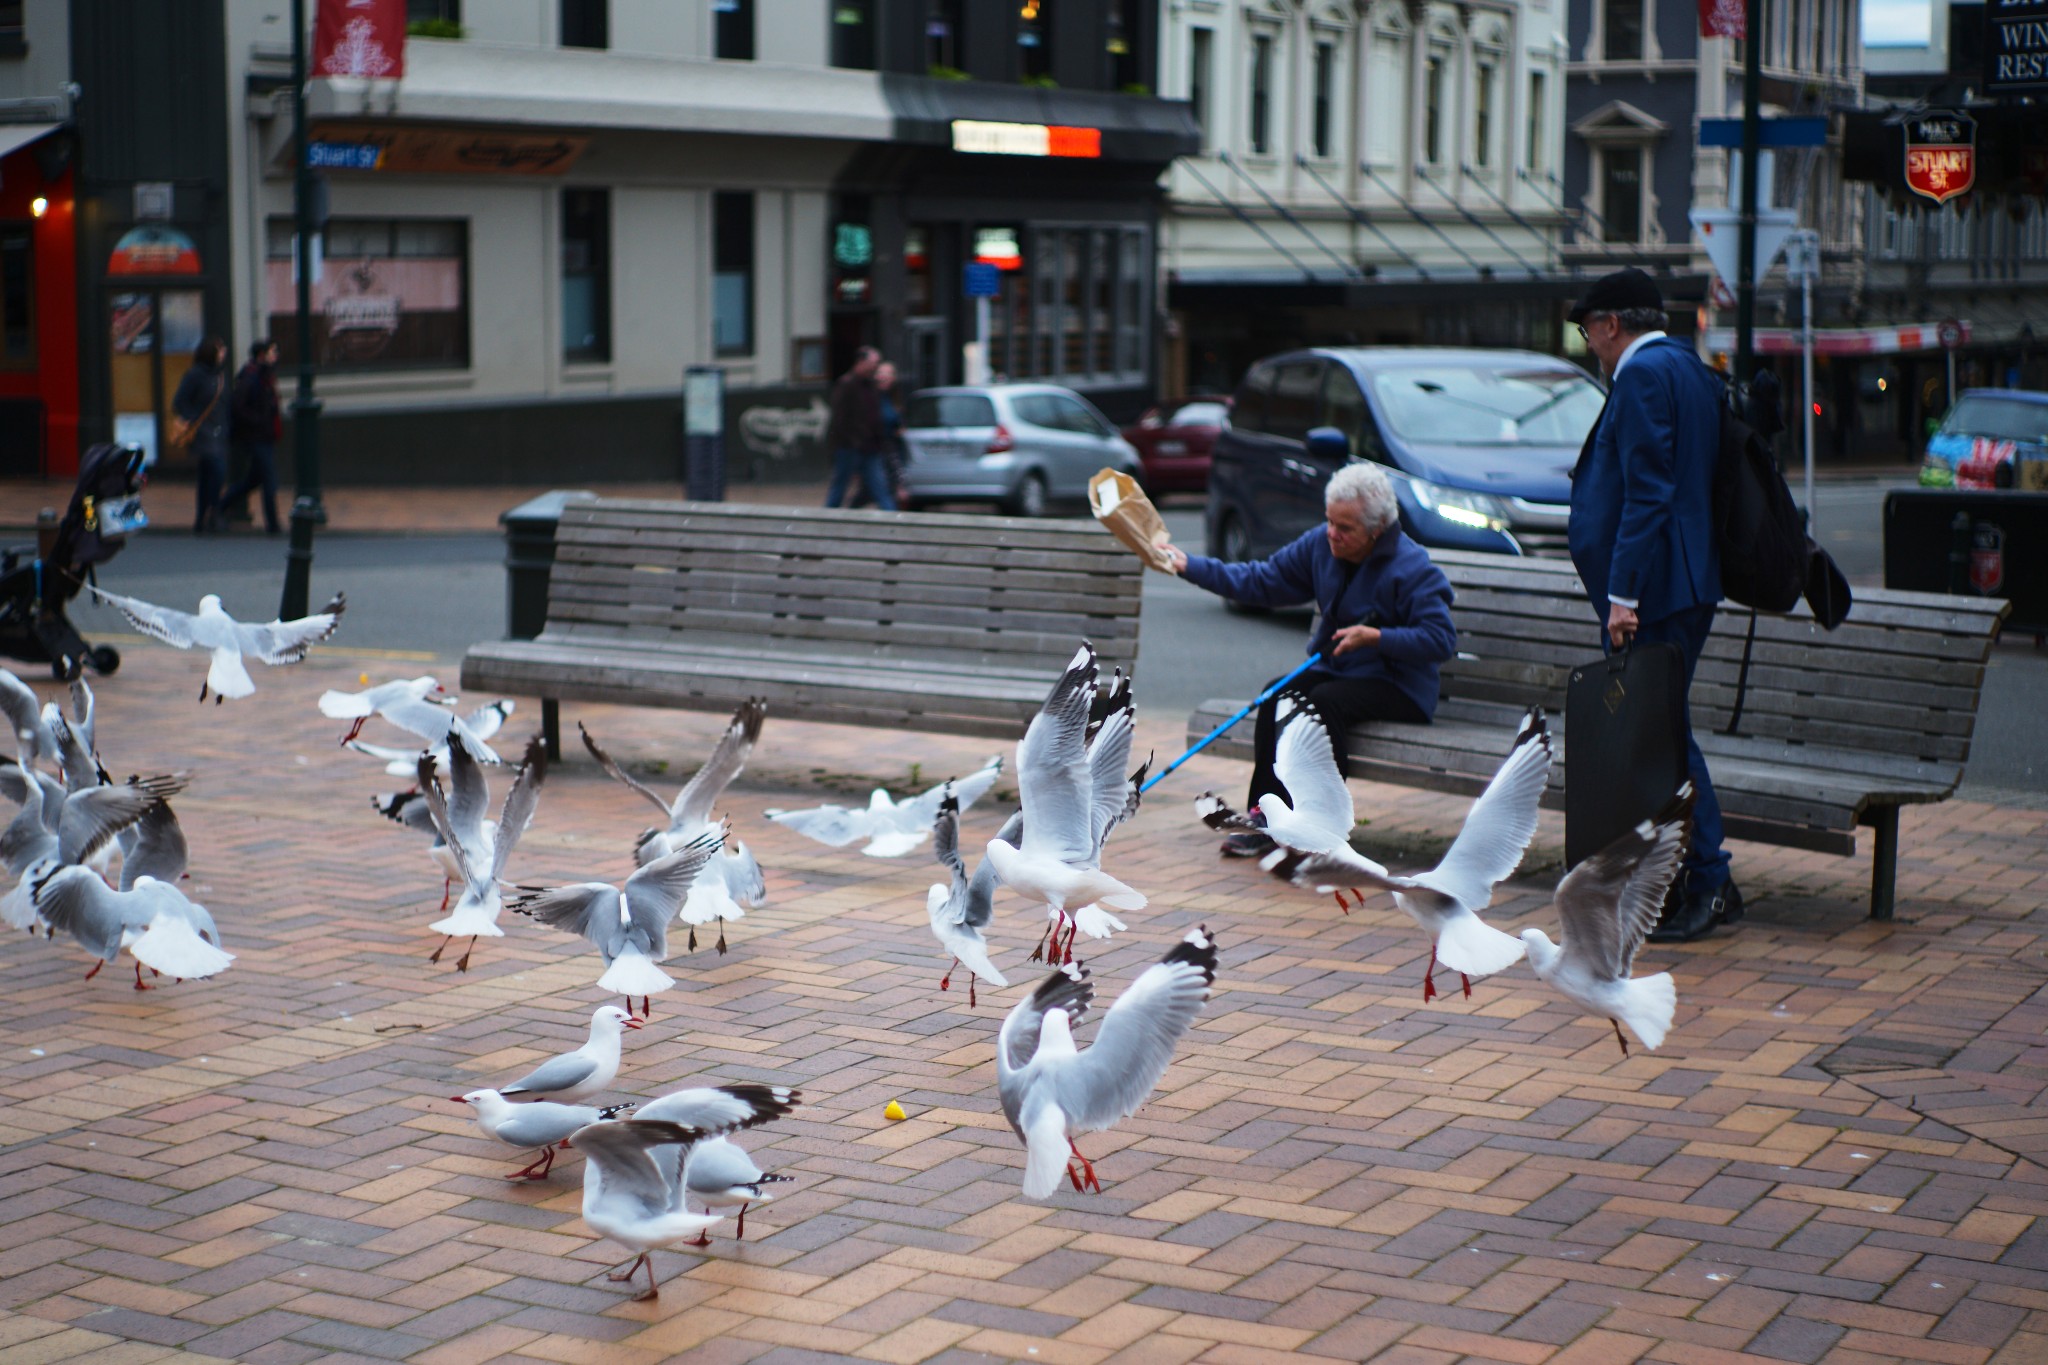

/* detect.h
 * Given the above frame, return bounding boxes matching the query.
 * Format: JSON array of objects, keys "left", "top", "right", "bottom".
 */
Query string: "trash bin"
[{"left": 500, "top": 490, "right": 597, "bottom": 640}]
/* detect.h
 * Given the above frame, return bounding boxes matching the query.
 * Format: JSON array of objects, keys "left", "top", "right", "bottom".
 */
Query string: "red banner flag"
[
  {"left": 1699, "top": 0, "right": 1745, "bottom": 39},
  {"left": 314, "top": 0, "right": 406, "bottom": 79}
]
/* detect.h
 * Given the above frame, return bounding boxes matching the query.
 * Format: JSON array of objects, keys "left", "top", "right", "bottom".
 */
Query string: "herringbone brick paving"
[{"left": 0, "top": 643, "right": 2044, "bottom": 1365}]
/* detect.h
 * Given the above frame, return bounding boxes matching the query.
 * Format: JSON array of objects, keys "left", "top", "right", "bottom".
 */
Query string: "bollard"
[{"left": 501, "top": 490, "right": 596, "bottom": 642}]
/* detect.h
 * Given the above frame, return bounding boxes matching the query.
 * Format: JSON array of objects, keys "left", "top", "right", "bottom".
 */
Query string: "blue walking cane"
[{"left": 1138, "top": 653, "right": 1325, "bottom": 794}]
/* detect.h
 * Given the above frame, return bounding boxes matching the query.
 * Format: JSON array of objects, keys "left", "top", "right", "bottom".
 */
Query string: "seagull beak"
[
  {"left": 449, "top": 1095, "right": 468, "bottom": 1103},
  {"left": 624, "top": 1017, "right": 645, "bottom": 1030}
]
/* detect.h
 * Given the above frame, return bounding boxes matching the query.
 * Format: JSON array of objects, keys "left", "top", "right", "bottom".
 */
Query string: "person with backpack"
[
  {"left": 221, "top": 338, "right": 283, "bottom": 535},
  {"left": 1567, "top": 268, "right": 1742, "bottom": 942},
  {"left": 169, "top": 337, "right": 231, "bottom": 534}
]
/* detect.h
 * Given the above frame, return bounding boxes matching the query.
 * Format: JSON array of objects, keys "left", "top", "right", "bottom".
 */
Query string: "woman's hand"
[
  {"left": 1331, "top": 624, "right": 1382, "bottom": 656},
  {"left": 1161, "top": 543, "right": 1189, "bottom": 575}
]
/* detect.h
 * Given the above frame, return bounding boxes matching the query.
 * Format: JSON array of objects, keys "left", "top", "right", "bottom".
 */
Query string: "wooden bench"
[
  {"left": 463, "top": 499, "right": 1142, "bottom": 751},
  {"left": 1187, "top": 549, "right": 2009, "bottom": 920}
]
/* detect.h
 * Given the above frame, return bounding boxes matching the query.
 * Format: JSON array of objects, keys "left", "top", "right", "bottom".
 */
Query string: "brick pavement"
[{"left": 0, "top": 642, "right": 2045, "bottom": 1365}]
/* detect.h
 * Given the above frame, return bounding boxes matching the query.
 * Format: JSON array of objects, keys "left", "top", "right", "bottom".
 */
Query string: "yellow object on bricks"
[
  {"left": 883, "top": 1100, "right": 907, "bottom": 1121},
  {"left": 1088, "top": 468, "right": 1177, "bottom": 573}
]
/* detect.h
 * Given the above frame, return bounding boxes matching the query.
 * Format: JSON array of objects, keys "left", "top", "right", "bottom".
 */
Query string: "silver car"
[{"left": 900, "top": 384, "right": 1141, "bottom": 517}]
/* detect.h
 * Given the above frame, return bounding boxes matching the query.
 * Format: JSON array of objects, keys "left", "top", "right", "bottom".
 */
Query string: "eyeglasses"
[{"left": 1575, "top": 313, "right": 1613, "bottom": 343}]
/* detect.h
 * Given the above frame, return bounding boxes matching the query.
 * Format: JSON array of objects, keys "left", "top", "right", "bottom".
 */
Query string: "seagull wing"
[
  {"left": 31, "top": 864, "right": 134, "bottom": 961},
  {"left": 231, "top": 593, "right": 346, "bottom": 664},
  {"left": 570, "top": 1119, "right": 705, "bottom": 1218},
  {"left": 59, "top": 775, "right": 185, "bottom": 867},
  {"left": 119, "top": 800, "right": 189, "bottom": 890},
  {"left": 489, "top": 736, "right": 548, "bottom": 881},
  {"left": 501, "top": 1050, "right": 599, "bottom": 1098},
  {"left": 89, "top": 587, "right": 200, "bottom": 649},
  {"left": 964, "top": 810, "right": 1022, "bottom": 929},
  {"left": 623, "top": 831, "right": 724, "bottom": 923},
  {"left": 579, "top": 723, "right": 675, "bottom": 817},
  {"left": 763, "top": 802, "right": 869, "bottom": 847},
  {"left": 634, "top": 1083, "right": 800, "bottom": 1135},
  {"left": 414, "top": 755, "right": 477, "bottom": 888},
  {"left": 672, "top": 698, "right": 765, "bottom": 828},
  {"left": 1050, "top": 928, "right": 1217, "bottom": 1129},
  {"left": 1084, "top": 695, "right": 1137, "bottom": 859},
  {"left": 1555, "top": 786, "right": 1695, "bottom": 981},
  {"left": 997, "top": 961, "right": 1095, "bottom": 1078},
  {"left": 1407, "top": 709, "right": 1554, "bottom": 911},
  {"left": 1015, "top": 644, "right": 1096, "bottom": 863},
  {"left": 1266, "top": 697, "right": 1356, "bottom": 847},
  {"left": 0, "top": 760, "right": 31, "bottom": 807},
  {"left": 378, "top": 697, "right": 454, "bottom": 746},
  {"left": 443, "top": 732, "right": 491, "bottom": 856},
  {"left": 508, "top": 882, "right": 618, "bottom": 945},
  {"left": 0, "top": 669, "right": 51, "bottom": 760}
]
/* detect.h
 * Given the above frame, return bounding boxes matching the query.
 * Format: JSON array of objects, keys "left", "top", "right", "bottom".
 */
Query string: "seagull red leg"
[
  {"left": 607, "top": 1254, "right": 643, "bottom": 1280},
  {"left": 455, "top": 936, "right": 476, "bottom": 972},
  {"left": 1423, "top": 947, "right": 1438, "bottom": 1003},
  {"left": 1612, "top": 1019, "right": 1630, "bottom": 1056},
  {"left": 1068, "top": 1140, "right": 1100, "bottom": 1193},
  {"left": 968, "top": 975, "right": 977, "bottom": 1008},
  {"left": 635, "top": 1253, "right": 660, "bottom": 1301},
  {"left": 83, "top": 959, "right": 103, "bottom": 981},
  {"left": 133, "top": 962, "right": 150, "bottom": 991},
  {"left": 736, "top": 1203, "right": 748, "bottom": 1239},
  {"left": 939, "top": 960, "right": 954, "bottom": 994},
  {"left": 429, "top": 937, "right": 449, "bottom": 964},
  {"left": 1461, "top": 973, "right": 1472, "bottom": 999}
]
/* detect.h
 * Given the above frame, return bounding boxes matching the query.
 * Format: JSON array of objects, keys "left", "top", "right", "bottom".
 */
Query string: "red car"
[{"left": 1122, "top": 397, "right": 1230, "bottom": 495}]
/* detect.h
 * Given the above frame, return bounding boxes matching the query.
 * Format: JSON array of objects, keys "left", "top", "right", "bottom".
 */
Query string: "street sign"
[
  {"left": 1784, "top": 230, "right": 1821, "bottom": 284},
  {"left": 1689, "top": 207, "right": 1799, "bottom": 287},
  {"left": 963, "top": 261, "right": 1000, "bottom": 298},
  {"left": 1938, "top": 318, "right": 1964, "bottom": 350},
  {"left": 1988, "top": 0, "right": 2048, "bottom": 92},
  {"left": 1904, "top": 111, "right": 1976, "bottom": 206},
  {"left": 1698, "top": 117, "right": 1828, "bottom": 148}
]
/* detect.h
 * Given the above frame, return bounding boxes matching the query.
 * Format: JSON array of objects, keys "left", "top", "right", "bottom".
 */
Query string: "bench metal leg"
[
  {"left": 1868, "top": 805, "right": 1899, "bottom": 922},
  {"left": 542, "top": 698, "right": 560, "bottom": 763}
]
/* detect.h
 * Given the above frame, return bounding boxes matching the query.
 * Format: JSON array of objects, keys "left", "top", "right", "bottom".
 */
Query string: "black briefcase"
[{"left": 1564, "top": 641, "right": 1690, "bottom": 869}]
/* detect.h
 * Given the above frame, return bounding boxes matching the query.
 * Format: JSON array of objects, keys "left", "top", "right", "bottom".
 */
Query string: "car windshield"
[
  {"left": 907, "top": 393, "right": 996, "bottom": 428},
  {"left": 1370, "top": 365, "right": 1605, "bottom": 446},
  {"left": 1939, "top": 394, "right": 2048, "bottom": 445},
  {"left": 1168, "top": 401, "right": 1228, "bottom": 427}
]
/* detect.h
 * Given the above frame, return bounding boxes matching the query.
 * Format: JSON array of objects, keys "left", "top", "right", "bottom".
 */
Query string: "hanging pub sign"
[
  {"left": 1904, "top": 111, "right": 1976, "bottom": 205},
  {"left": 1987, "top": 0, "right": 2048, "bottom": 93}
]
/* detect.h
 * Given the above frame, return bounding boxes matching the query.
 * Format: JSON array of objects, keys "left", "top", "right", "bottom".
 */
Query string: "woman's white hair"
[{"left": 1324, "top": 461, "right": 1399, "bottom": 534}]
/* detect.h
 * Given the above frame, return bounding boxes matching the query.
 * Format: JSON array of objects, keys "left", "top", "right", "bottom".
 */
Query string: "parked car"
[
  {"left": 1122, "top": 397, "right": 1230, "bottom": 494},
  {"left": 1920, "top": 388, "right": 2048, "bottom": 489},
  {"left": 1205, "top": 348, "right": 1605, "bottom": 565},
  {"left": 900, "top": 384, "right": 1141, "bottom": 517}
]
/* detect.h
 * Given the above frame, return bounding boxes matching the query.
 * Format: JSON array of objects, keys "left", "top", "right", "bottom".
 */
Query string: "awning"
[
  {"left": 1702, "top": 322, "right": 1971, "bottom": 356},
  {"left": 0, "top": 122, "right": 59, "bottom": 161}
]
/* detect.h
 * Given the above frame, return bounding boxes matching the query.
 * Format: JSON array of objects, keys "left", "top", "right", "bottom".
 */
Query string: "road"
[{"left": 38, "top": 478, "right": 2045, "bottom": 805}]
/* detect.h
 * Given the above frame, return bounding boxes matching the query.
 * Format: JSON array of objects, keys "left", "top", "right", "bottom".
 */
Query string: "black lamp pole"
[
  {"left": 1734, "top": 0, "right": 1764, "bottom": 383},
  {"left": 280, "top": 0, "right": 325, "bottom": 620}
]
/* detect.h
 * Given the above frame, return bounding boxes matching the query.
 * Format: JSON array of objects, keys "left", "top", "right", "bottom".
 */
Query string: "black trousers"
[{"left": 1246, "top": 669, "right": 1427, "bottom": 811}]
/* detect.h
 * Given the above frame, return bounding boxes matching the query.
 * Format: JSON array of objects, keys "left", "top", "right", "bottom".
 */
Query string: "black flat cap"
[{"left": 1567, "top": 267, "right": 1665, "bottom": 323}]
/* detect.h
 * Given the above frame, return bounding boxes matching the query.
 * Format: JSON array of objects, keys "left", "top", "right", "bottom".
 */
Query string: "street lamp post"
[
  {"left": 280, "top": 0, "right": 325, "bottom": 620},
  {"left": 1734, "top": 0, "right": 1763, "bottom": 384}
]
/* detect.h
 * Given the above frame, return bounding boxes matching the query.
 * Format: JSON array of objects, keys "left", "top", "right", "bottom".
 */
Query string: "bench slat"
[
  {"left": 549, "top": 563, "right": 1142, "bottom": 621},
  {"left": 550, "top": 547, "right": 1143, "bottom": 600},
  {"left": 548, "top": 580, "right": 1142, "bottom": 640},
  {"left": 558, "top": 527, "right": 1126, "bottom": 575},
  {"left": 541, "top": 606, "right": 1137, "bottom": 669},
  {"left": 565, "top": 504, "right": 1134, "bottom": 557}
]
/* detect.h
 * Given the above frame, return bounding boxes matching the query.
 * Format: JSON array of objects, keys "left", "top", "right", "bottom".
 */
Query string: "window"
[
  {"left": 1527, "top": 71, "right": 1547, "bottom": 172},
  {"left": 1474, "top": 63, "right": 1494, "bottom": 169},
  {"left": 407, "top": 0, "right": 459, "bottom": 26},
  {"left": 1266, "top": 362, "right": 1324, "bottom": 443},
  {"left": 1250, "top": 34, "right": 1273, "bottom": 154},
  {"left": 1600, "top": 149, "right": 1644, "bottom": 243},
  {"left": 1423, "top": 54, "right": 1444, "bottom": 164},
  {"left": 0, "top": 1, "right": 23, "bottom": 48},
  {"left": 907, "top": 392, "right": 996, "bottom": 428},
  {"left": 1604, "top": 0, "right": 1644, "bottom": 60},
  {"left": 1232, "top": 362, "right": 1276, "bottom": 434},
  {"left": 560, "top": 0, "right": 606, "bottom": 49},
  {"left": 713, "top": 191, "right": 753, "bottom": 356},
  {"left": 1189, "top": 28, "right": 1213, "bottom": 148},
  {"left": 831, "top": 0, "right": 874, "bottom": 69},
  {"left": 561, "top": 189, "right": 609, "bottom": 363},
  {"left": 0, "top": 225, "right": 32, "bottom": 364},
  {"left": 1312, "top": 41, "right": 1335, "bottom": 159},
  {"left": 1019, "top": 0, "right": 1052, "bottom": 82},
  {"left": 986, "top": 225, "right": 1146, "bottom": 384},
  {"left": 264, "top": 217, "right": 468, "bottom": 372},
  {"left": 1107, "top": 0, "right": 1141, "bottom": 89},
  {"left": 1322, "top": 366, "right": 1377, "bottom": 459},
  {"left": 925, "top": 0, "right": 963, "bottom": 72},
  {"left": 715, "top": 0, "right": 755, "bottom": 60}
]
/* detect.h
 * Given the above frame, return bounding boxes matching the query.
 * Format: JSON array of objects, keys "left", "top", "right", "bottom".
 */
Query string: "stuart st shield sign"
[{"left": 1904, "top": 112, "right": 1977, "bottom": 205}]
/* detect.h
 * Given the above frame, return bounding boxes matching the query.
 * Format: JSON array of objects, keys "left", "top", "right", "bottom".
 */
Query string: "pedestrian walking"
[
  {"left": 1566, "top": 267, "right": 1742, "bottom": 941},
  {"left": 848, "top": 360, "right": 908, "bottom": 510},
  {"left": 170, "top": 337, "right": 231, "bottom": 534},
  {"left": 823, "top": 346, "right": 895, "bottom": 511},
  {"left": 221, "top": 339, "right": 282, "bottom": 535}
]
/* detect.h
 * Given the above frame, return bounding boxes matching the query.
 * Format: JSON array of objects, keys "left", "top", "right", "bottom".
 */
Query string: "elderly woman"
[{"left": 1163, "top": 462, "right": 1456, "bottom": 857}]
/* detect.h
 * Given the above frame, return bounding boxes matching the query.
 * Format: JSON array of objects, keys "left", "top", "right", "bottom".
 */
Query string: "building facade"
[
  {"left": 0, "top": 2, "right": 78, "bottom": 477},
  {"left": 1156, "top": 0, "right": 1576, "bottom": 395},
  {"left": 40, "top": 0, "right": 1195, "bottom": 486}
]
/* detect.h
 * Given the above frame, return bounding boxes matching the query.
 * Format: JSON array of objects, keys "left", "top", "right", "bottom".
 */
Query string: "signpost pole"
[
  {"left": 1735, "top": 0, "right": 1764, "bottom": 384},
  {"left": 1798, "top": 232, "right": 1816, "bottom": 533},
  {"left": 280, "top": 0, "right": 325, "bottom": 621},
  {"left": 976, "top": 294, "right": 991, "bottom": 381}
]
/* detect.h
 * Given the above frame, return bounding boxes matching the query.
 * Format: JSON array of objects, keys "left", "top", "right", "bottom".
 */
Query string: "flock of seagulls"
[{"left": 5, "top": 579, "right": 1702, "bottom": 1299}]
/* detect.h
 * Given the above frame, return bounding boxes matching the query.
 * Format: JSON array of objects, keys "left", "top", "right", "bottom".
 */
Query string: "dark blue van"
[{"left": 1205, "top": 347, "right": 1606, "bottom": 563}]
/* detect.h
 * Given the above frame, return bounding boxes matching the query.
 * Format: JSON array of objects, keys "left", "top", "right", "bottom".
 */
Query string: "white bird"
[
  {"left": 450, "top": 1088, "right": 634, "bottom": 1180},
  {"left": 348, "top": 700, "right": 515, "bottom": 776},
  {"left": 1, "top": 772, "right": 185, "bottom": 937},
  {"left": 497, "top": 1004, "right": 644, "bottom": 1104},
  {"left": 320, "top": 676, "right": 502, "bottom": 763},
  {"left": 926, "top": 792, "right": 1015, "bottom": 1006},
  {"left": 1207, "top": 699, "right": 1552, "bottom": 1002},
  {"left": 370, "top": 788, "right": 487, "bottom": 914},
  {"left": 415, "top": 734, "right": 545, "bottom": 971},
  {"left": 997, "top": 926, "right": 1217, "bottom": 1199},
  {"left": 0, "top": 668, "right": 59, "bottom": 765},
  {"left": 1035, "top": 668, "right": 1149, "bottom": 965},
  {"left": 681, "top": 1136, "right": 793, "bottom": 1243},
  {"left": 985, "top": 645, "right": 1146, "bottom": 950},
  {"left": 510, "top": 830, "right": 726, "bottom": 1018},
  {"left": 90, "top": 587, "right": 344, "bottom": 703},
  {"left": 767, "top": 755, "right": 1003, "bottom": 858},
  {"left": 1521, "top": 785, "right": 1694, "bottom": 1056},
  {"left": 580, "top": 702, "right": 766, "bottom": 955},
  {"left": 33, "top": 865, "right": 231, "bottom": 989},
  {"left": 568, "top": 1119, "right": 725, "bottom": 1301}
]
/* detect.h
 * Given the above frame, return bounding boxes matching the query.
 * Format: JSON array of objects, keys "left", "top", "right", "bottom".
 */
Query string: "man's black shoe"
[
  {"left": 1221, "top": 831, "right": 1277, "bottom": 859},
  {"left": 1648, "top": 876, "right": 1738, "bottom": 943},
  {"left": 1715, "top": 881, "right": 1745, "bottom": 926}
]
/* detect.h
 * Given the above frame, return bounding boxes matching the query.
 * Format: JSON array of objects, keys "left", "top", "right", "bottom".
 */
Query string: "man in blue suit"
[{"left": 1567, "top": 269, "right": 1741, "bottom": 941}]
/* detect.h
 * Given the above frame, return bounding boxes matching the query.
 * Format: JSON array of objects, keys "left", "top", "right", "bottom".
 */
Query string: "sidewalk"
[{"left": 0, "top": 643, "right": 2044, "bottom": 1364}]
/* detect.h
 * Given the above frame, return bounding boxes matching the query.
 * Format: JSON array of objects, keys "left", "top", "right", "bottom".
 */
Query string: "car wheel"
[
  {"left": 1215, "top": 516, "right": 1269, "bottom": 617},
  {"left": 1007, "top": 471, "right": 1049, "bottom": 518}
]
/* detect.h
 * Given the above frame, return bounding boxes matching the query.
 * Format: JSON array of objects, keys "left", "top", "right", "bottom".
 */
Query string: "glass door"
[{"left": 108, "top": 287, "right": 204, "bottom": 471}]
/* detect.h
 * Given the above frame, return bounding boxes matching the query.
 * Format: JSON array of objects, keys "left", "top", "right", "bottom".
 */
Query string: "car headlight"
[{"left": 1405, "top": 477, "right": 1513, "bottom": 532}]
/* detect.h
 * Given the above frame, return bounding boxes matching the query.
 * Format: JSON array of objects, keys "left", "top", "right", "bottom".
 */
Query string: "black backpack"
[{"left": 1713, "top": 384, "right": 1809, "bottom": 614}]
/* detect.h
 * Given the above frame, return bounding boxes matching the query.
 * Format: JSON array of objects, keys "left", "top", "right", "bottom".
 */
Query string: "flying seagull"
[
  {"left": 415, "top": 733, "right": 545, "bottom": 970},
  {"left": 90, "top": 587, "right": 344, "bottom": 703},
  {"left": 767, "top": 755, "right": 1004, "bottom": 858},
  {"left": 926, "top": 791, "right": 1014, "bottom": 1006}
]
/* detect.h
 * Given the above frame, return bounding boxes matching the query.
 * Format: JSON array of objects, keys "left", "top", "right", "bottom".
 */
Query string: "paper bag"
[{"left": 1088, "top": 468, "right": 1176, "bottom": 573}]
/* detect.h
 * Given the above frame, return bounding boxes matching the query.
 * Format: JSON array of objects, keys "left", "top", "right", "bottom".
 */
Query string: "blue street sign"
[
  {"left": 963, "top": 261, "right": 1001, "bottom": 297},
  {"left": 1698, "top": 117, "right": 1828, "bottom": 149},
  {"left": 308, "top": 141, "right": 384, "bottom": 170}
]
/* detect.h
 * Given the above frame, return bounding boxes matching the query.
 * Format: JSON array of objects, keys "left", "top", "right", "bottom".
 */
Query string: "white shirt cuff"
[{"left": 1608, "top": 595, "right": 1639, "bottom": 610}]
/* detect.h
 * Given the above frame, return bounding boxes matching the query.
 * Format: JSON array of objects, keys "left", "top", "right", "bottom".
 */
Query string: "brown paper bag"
[{"left": 1088, "top": 468, "right": 1176, "bottom": 573}]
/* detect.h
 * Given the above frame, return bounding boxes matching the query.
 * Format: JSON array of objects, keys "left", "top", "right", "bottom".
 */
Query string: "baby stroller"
[{"left": 0, "top": 442, "right": 149, "bottom": 679}]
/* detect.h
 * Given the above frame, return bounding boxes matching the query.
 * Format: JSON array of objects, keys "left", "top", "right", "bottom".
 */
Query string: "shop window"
[
  {"left": 561, "top": 0, "right": 607, "bottom": 49},
  {"left": 1604, "top": 0, "right": 1644, "bottom": 60},
  {"left": 1312, "top": 40, "right": 1335, "bottom": 159},
  {"left": 0, "top": 225, "right": 31, "bottom": 364},
  {"left": 998, "top": 225, "right": 1147, "bottom": 386},
  {"left": 1527, "top": 71, "right": 1547, "bottom": 173},
  {"left": 925, "top": 0, "right": 963, "bottom": 74},
  {"left": 904, "top": 225, "right": 934, "bottom": 314},
  {"left": 265, "top": 217, "right": 469, "bottom": 372},
  {"left": 715, "top": 0, "right": 755, "bottom": 60},
  {"left": 831, "top": 0, "right": 874, "bottom": 69},
  {"left": 1249, "top": 33, "right": 1272, "bottom": 154},
  {"left": 1106, "top": 0, "right": 1141, "bottom": 90},
  {"left": 1474, "top": 62, "right": 1494, "bottom": 169},
  {"left": 561, "top": 188, "right": 610, "bottom": 363},
  {"left": 407, "top": 0, "right": 459, "bottom": 29},
  {"left": 1189, "top": 28, "right": 1212, "bottom": 148},
  {"left": 1600, "top": 148, "right": 1645, "bottom": 243},
  {"left": 1019, "top": 0, "right": 1052, "bottom": 82},
  {"left": 1423, "top": 54, "right": 1444, "bottom": 164},
  {"left": 713, "top": 191, "right": 754, "bottom": 357}
]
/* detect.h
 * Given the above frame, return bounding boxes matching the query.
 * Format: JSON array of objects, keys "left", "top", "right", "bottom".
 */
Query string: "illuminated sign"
[
  {"left": 973, "top": 227, "right": 1023, "bottom": 271},
  {"left": 951, "top": 119, "right": 1102, "bottom": 158}
]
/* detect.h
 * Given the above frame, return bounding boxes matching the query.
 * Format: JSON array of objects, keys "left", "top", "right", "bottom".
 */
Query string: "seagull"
[
  {"left": 118, "top": 796, "right": 189, "bottom": 892},
  {"left": 632, "top": 1081, "right": 801, "bottom": 1134},
  {"left": 415, "top": 734, "right": 545, "bottom": 970},
  {"left": 1036, "top": 668, "right": 1149, "bottom": 965},
  {"left": 509, "top": 830, "right": 727, "bottom": 1018},
  {"left": 568, "top": 1119, "right": 724, "bottom": 1301},
  {"left": 1208, "top": 698, "right": 1551, "bottom": 1002},
  {"left": 580, "top": 703, "right": 766, "bottom": 955},
  {"left": 927, "top": 791, "right": 1015, "bottom": 1007},
  {"left": 90, "top": 586, "right": 344, "bottom": 703},
  {"left": 450, "top": 1088, "right": 634, "bottom": 1180},
  {"left": 370, "top": 788, "right": 485, "bottom": 914},
  {"left": 767, "top": 755, "right": 1004, "bottom": 858},
  {"left": 984, "top": 644, "right": 1146, "bottom": 949},
  {"left": 497, "top": 1004, "right": 644, "bottom": 1104},
  {"left": 0, "top": 668, "right": 59, "bottom": 765},
  {"left": 320, "top": 676, "right": 501, "bottom": 762},
  {"left": 1, "top": 772, "right": 185, "bottom": 937},
  {"left": 348, "top": 700, "right": 515, "bottom": 776},
  {"left": 1521, "top": 785, "right": 1694, "bottom": 1056},
  {"left": 681, "top": 1136, "right": 793, "bottom": 1243},
  {"left": 997, "top": 926, "right": 1217, "bottom": 1199},
  {"left": 33, "top": 862, "right": 230, "bottom": 989}
]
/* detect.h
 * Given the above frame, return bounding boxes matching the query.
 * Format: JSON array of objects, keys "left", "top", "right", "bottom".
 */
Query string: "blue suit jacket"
[{"left": 1568, "top": 337, "right": 1724, "bottom": 624}]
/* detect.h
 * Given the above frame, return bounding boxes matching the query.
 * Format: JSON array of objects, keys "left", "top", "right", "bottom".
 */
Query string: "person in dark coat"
[
  {"left": 848, "top": 359, "right": 908, "bottom": 510},
  {"left": 220, "top": 338, "right": 282, "bottom": 534},
  {"left": 171, "top": 337, "right": 231, "bottom": 533},
  {"left": 1567, "top": 267, "right": 1741, "bottom": 942},
  {"left": 1163, "top": 461, "right": 1458, "bottom": 857},
  {"left": 822, "top": 346, "right": 895, "bottom": 510}
]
